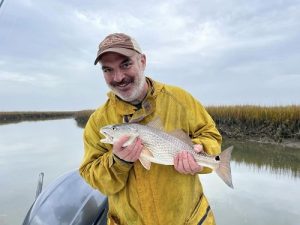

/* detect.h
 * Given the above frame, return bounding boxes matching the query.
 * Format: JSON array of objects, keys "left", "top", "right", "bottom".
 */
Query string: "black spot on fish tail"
[{"left": 215, "top": 156, "right": 220, "bottom": 161}]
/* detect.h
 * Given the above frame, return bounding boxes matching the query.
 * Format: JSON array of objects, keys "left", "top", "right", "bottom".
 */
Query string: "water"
[
  {"left": 0, "top": 120, "right": 299, "bottom": 225},
  {"left": 0, "top": 120, "right": 83, "bottom": 225},
  {"left": 201, "top": 140, "right": 300, "bottom": 225}
]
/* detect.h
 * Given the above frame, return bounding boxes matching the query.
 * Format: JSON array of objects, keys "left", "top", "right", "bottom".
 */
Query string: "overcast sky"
[{"left": 0, "top": 0, "right": 299, "bottom": 111}]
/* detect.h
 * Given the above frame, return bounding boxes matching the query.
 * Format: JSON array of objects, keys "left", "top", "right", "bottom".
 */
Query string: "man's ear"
[{"left": 140, "top": 54, "right": 146, "bottom": 70}]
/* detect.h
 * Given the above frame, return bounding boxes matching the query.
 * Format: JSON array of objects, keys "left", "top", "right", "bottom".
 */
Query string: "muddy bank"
[
  {"left": 223, "top": 134, "right": 300, "bottom": 149},
  {"left": 217, "top": 124, "right": 300, "bottom": 149},
  {"left": 207, "top": 105, "right": 300, "bottom": 148}
]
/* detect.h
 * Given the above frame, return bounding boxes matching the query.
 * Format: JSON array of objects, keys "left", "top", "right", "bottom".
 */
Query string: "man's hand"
[
  {"left": 113, "top": 136, "right": 144, "bottom": 163},
  {"left": 174, "top": 144, "right": 204, "bottom": 175}
]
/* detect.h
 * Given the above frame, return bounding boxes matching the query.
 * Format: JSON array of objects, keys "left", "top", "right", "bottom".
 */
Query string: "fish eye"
[{"left": 112, "top": 126, "right": 116, "bottom": 130}]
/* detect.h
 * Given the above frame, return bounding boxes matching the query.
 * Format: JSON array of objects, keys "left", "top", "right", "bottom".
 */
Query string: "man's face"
[{"left": 100, "top": 52, "right": 147, "bottom": 103}]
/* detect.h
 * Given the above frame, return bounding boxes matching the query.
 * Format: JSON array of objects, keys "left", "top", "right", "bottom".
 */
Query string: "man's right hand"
[{"left": 112, "top": 136, "right": 144, "bottom": 163}]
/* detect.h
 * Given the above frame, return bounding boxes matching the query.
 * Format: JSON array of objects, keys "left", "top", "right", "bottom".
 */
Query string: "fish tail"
[{"left": 215, "top": 146, "right": 234, "bottom": 189}]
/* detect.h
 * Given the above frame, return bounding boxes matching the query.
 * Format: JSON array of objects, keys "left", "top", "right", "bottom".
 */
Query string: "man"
[{"left": 79, "top": 33, "right": 222, "bottom": 225}]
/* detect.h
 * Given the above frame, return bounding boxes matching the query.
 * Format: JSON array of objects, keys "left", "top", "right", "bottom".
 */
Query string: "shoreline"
[
  {"left": 1, "top": 108, "right": 299, "bottom": 149},
  {"left": 224, "top": 135, "right": 300, "bottom": 149}
]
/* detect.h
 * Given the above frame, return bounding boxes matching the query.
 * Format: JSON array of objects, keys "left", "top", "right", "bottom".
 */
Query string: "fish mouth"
[{"left": 100, "top": 129, "right": 113, "bottom": 144}]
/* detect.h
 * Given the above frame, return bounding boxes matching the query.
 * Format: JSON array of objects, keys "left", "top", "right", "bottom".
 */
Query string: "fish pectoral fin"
[
  {"left": 122, "top": 134, "right": 139, "bottom": 147},
  {"left": 139, "top": 147, "right": 153, "bottom": 170}
]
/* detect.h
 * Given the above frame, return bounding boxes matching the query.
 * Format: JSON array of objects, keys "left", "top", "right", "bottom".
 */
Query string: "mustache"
[{"left": 110, "top": 77, "right": 134, "bottom": 87}]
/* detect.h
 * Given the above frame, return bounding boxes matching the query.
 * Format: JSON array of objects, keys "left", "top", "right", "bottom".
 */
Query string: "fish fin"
[
  {"left": 141, "top": 147, "right": 154, "bottom": 157},
  {"left": 215, "top": 146, "right": 234, "bottom": 189},
  {"left": 122, "top": 134, "right": 139, "bottom": 147},
  {"left": 168, "top": 129, "right": 193, "bottom": 146},
  {"left": 139, "top": 147, "right": 153, "bottom": 170},
  {"left": 139, "top": 157, "right": 151, "bottom": 170},
  {"left": 129, "top": 115, "right": 146, "bottom": 123},
  {"left": 147, "top": 117, "right": 164, "bottom": 131}
]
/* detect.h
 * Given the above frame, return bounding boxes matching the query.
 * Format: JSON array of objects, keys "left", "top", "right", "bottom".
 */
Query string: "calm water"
[{"left": 0, "top": 120, "right": 299, "bottom": 225}]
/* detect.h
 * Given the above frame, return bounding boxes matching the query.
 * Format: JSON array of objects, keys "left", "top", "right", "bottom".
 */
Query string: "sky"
[{"left": 0, "top": 0, "right": 299, "bottom": 111}]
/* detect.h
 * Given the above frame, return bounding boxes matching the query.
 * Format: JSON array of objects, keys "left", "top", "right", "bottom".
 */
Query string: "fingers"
[
  {"left": 113, "top": 135, "right": 130, "bottom": 149},
  {"left": 174, "top": 151, "right": 203, "bottom": 175},
  {"left": 193, "top": 144, "right": 203, "bottom": 153},
  {"left": 187, "top": 153, "right": 203, "bottom": 174},
  {"left": 124, "top": 138, "right": 143, "bottom": 162},
  {"left": 181, "top": 152, "right": 192, "bottom": 173},
  {"left": 113, "top": 136, "right": 143, "bottom": 162}
]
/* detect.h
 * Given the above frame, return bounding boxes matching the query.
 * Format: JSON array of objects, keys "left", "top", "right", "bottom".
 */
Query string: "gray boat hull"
[{"left": 22, "top": 170, "right": 108, "bottom": 225}]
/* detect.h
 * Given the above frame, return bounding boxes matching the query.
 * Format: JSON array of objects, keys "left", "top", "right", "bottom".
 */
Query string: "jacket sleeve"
[
  {"left": 79, "top": 112, "right": 133, "bottom": 195},
  {"left": 188, "top": 96, "right": 222, "bottom": 174}
]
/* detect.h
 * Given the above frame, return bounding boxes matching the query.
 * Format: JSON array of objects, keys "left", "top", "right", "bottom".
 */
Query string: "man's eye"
[
  {"left": 121, "top": 62, "right": 132, "bottom": 69},
  {"left": 103, "top": 68, "right": 112, "bottom": 73}
]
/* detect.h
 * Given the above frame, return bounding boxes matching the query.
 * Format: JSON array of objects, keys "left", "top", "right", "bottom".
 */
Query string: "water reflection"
[
  {"left": 0, "top": 119, "right": 299, "bottom": 225},
  {"left": 223, "top": 139, "right": 300, "bottom": 178},
  {"left": 0, "top": 119, "right": 84, "bottom": 225}
]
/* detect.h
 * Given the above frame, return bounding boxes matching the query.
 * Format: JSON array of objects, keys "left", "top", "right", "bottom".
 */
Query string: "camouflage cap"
[{"left": 94, "top": 33, "right": 142, "bottom": 65}]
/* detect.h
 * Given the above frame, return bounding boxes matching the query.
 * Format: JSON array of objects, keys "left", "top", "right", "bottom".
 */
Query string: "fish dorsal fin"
[
  {"left": 168, "top": 129, "right": 193, "bottom": 146},
  {"left": 147, "top": 117, "right": 164, "bottom": 131}
]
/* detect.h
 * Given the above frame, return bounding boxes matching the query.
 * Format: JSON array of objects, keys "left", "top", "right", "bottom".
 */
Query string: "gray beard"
[{"left": 109, "top": 76, "right": 147, "bottom": 103}]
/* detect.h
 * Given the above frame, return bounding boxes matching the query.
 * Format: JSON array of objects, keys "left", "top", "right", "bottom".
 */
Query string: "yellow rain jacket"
[{"left": 79, "top": 78, "right": 222, "bottom": 225}]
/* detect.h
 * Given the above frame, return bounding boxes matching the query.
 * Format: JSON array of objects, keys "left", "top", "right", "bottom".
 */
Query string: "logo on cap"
[{"left": 101, "top": 35, "right": 126, "bottom": 48}]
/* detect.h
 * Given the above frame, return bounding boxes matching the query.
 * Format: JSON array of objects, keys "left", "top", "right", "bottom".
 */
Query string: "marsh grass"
[
  {"left": 1, "top": 106, "right": 299, "bottom": 142},
  {"left": 206, "top": 105, "right": 300, "bottom": 141}
]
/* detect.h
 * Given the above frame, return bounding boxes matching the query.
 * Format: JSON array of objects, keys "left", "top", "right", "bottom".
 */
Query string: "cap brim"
[{"left": 94, "top": 48, "right": 137, "bottom": 65}]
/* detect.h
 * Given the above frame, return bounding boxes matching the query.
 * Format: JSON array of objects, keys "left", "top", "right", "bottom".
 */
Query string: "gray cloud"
[{"left": 0, "top": 0, "right": 299, "bottom": 110}]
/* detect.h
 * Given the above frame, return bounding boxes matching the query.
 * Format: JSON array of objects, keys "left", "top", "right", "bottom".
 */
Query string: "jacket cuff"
[
  {"left": 198, "top": 167, "right": 213, "bottom": 174},
  {"left": 108, "top": 153, "right": 133, "bottom": 172}
]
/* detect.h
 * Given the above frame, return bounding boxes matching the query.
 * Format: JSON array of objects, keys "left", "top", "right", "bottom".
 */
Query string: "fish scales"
[
  {"left": 100, "top": 119, "right": 234, "bottom": 188},
  {"left": 133, "top": 123, "right": 217, "bottom": 166},
  {"left": 132, "top": 123, "right": 193, "bottom": 164}
]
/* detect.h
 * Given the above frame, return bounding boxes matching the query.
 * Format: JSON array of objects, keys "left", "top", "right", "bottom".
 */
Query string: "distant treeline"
[
  {"left": 0, "top": 111, "right": 75, "bottom": 125},
  {"left": 73, "top": 110, "right": 95, "bottom": 127},
  {"left": 1, "top": 106, "right": 299, "bottom": 143}
]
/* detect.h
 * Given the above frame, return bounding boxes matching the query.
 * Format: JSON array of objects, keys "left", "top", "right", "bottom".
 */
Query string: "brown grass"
[
  {"left": 1, "top": 106, "right": 299, "bottom": 142},
  {"left": 206, "top": 105, "right": 300, "bottom": 141}
]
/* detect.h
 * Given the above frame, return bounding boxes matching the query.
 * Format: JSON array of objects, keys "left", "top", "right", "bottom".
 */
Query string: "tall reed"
[{"left": 207, "top": 105, "right": 300, "bottom": 141}]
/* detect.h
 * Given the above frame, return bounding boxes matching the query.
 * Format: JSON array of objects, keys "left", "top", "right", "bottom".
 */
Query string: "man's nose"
[{"left": 113, "top": 69, "right": 125, "bottom": 82}]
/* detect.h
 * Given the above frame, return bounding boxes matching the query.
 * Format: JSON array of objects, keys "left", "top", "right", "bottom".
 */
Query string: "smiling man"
[
  {"left": 101, "top": 52, "right": 147, "bottom": 104},
  {"left": 79, "top": 33, "right": 222, "bottom": 225}
]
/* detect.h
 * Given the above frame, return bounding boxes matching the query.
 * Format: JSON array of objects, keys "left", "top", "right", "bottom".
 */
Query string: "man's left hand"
[{"left": 173, "top": 144, "right": 204, "bottom": 175}]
